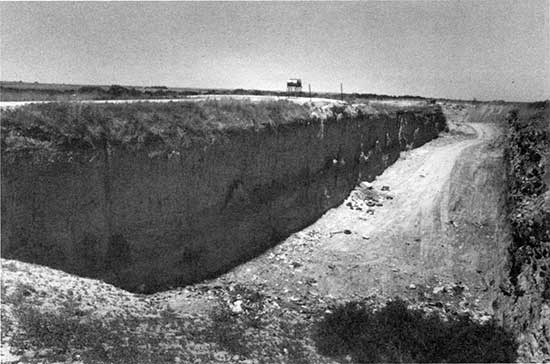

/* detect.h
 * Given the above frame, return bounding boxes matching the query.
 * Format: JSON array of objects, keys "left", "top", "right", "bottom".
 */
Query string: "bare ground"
[{"left": 181, "top": 118, "right": 508, "bottom": 313}]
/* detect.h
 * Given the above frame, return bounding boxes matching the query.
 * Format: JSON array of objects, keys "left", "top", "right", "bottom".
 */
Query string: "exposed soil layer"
[{"left": 1, "top": 100, "right": 446, "bottom": 292}]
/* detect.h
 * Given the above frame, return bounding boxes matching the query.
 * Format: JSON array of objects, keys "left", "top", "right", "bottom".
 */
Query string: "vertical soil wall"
[{"left": 1, "top": 106, "right": 446, "bottom": 292}]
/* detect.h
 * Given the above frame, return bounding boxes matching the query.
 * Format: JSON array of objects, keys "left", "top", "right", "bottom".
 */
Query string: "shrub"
[
  {"left": 10, "top": 301, "right": 190, "bottom": 363},
  {"left": 206, "top": 285, "right": 266, "bottom": 356},
  {"left": 505, "top": 102, "right": 550, "bottom": 291},
  {"left": 208, "top": 301, "right": 252, "bottom": 356},
  {"left": 15, "top": 301, "right": 90, "bottom": 351},
  {"left": 1, "top": 282, "right": 35, "bottom": 306},
  {"left": 313, "top": 298, "right": 518, "bottom": 363},
  {"left": 78, "top": 86, "right": 105, "bottom": 94},
  {"left": 205, "top": 285, "right": 310, "bottom": 361}
]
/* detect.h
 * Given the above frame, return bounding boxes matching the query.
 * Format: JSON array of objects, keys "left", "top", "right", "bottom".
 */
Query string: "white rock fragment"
[
  {"left": 360, "top": 181, "right": 373, "bottom": 190},
  {"left": 0, "top": 346, "right": 20, "bottom": 363},
  {"left": 22, "top": 350, "right": 36, "bottom": 359},
  {"left": 230, "top": 300, "right": 243, "bottom": 313}
]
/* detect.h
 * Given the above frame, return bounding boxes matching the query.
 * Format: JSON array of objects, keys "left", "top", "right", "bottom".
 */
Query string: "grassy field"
[
  {"left": 0, "top": 81, "right": 204, "bottom": 102},
  {"left": 1, "top": 81, "right": 442, "bottom": 103},
  {"left": 1, "top": 99, "right": 312, "bottom": 155}
]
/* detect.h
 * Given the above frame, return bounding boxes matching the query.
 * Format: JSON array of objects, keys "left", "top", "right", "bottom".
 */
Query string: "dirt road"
[{"left": 169, "top": 109, "right": 512, "bottom": 320}]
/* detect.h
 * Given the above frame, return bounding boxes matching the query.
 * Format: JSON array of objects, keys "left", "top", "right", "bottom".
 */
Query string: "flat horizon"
[{"left": 1, "top": 1, "right": 549, "bottom": 102}]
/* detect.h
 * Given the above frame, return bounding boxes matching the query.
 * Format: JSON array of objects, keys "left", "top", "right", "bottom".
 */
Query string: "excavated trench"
[{"left": 1, "top": 102, "right": 446, "bottom": 292}]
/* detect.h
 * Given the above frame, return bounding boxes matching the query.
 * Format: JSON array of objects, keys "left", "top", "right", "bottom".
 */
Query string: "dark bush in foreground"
[{"left": 313, "top": 299, "right": 518, "bottom": 363}]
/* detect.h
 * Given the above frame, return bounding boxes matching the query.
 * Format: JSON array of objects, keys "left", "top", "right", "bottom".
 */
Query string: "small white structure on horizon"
[{"left": 286, "top": 79, "right": 302, "bottom": 93}]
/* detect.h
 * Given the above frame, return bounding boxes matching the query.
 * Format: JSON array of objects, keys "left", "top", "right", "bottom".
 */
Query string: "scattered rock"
[
  {"left": 0, "top": 347, "right": 20, "bottom": 363},
  {"left": 452, "top": 284, "right": 465, "bottom": 296},
  {"left": 408, "top": 284, "right": 417, "bottom": 289},
  {"left": 329, "top": 229, "right": 352, "bottom": 237},
  {"left": 381, "top": 185, "right": 390, "bottom": 191},
  {"left": 230, "top": 300, "right": 243, "bottom": 313},
  {"left": 213, "top": 351, "right": 230, "bottom": 361},
  {"left": 360, "top": 181, "right": 373, "bottom": 190},
  {"left": 37, "top": 348, "right": 53, "bottom": 357},
  {"left": 305, "top": 278, "right": 317, "bottom": 286},
  {"left": 479, "top": 314, "right": 492, "bottom": 323},
  {"left": 22, "top": 350, "right": 36, "bottom": 359}
]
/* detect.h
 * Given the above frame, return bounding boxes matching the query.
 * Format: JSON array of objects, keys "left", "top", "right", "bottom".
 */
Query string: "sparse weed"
[
  {"left": 206, "top": 285, "right": 266, "bottom": 357},
  {"left": 208, "top": 301, "right": 252, "bottom": 356},
  {"left": 1, "top": 282, "right": 36, "bottom": 306},
  {"left": 2, "top": 261, "right": 19, "bottom": 272},
  {"left": 7, "top": 296, "right": 197, "bottom": 363},
  {"left": 205, "top": 285, "right": 312, "bottom": 361}
]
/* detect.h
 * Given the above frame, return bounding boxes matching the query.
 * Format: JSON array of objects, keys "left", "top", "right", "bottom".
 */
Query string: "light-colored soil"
[
  {"left": 0, "top": 95, "right": 346, "bottom": 110},
  {"left": 184, "top": 119, "right": 507, "bottom": 314}
]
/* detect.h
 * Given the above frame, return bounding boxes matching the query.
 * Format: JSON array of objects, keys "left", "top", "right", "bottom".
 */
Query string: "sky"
[{"left": 1, "top": 1, "right": 548, "bottom": 101}]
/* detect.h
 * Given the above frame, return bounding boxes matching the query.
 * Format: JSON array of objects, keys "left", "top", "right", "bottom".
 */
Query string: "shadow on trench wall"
[{"left": 1, "top": 107, "right": 446, "bottom": 293}]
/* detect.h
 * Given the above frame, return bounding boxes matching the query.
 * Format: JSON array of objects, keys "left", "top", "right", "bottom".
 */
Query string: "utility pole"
[
  {"left": 309, "top": 83, "right": 312, "bottom": 102},
  {"left": 340, "top": 82, "right": 343, "bottom": 101}
]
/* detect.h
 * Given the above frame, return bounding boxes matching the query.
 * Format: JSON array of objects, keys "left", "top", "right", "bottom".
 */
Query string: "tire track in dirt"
[
  {"left": 304, "top": 122, "right": 502, "bottom": 299},
  {"left": 155, "top": 104, "right": 513, "bottom": 330},
  {"left": 203, "top": 117, "right": 508, "bottom": 313}
]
